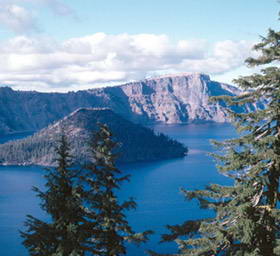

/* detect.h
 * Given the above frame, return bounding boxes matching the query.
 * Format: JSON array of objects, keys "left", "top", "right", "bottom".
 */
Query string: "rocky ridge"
[{"left": 0, "top": 73, "right": 260, "bottom": 135}]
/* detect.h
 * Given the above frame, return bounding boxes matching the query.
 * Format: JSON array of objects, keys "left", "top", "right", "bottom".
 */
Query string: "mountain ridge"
[{"left": 0, "top": 73, "right": 260, "bottom": 135}]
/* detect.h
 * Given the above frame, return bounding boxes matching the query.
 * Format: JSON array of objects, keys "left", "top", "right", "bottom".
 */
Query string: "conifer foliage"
[
  {"left": 81, "top": 123, "right": 152, "bottom": 256},
  {"left": 21, "top": 124, "right": 151, "bottom": 255},
  {"left": 21, "top": 134, "right": 85, "bottom": 256},
  {"left": 151, "top": 28, "right": 280, "bottom": 255}
]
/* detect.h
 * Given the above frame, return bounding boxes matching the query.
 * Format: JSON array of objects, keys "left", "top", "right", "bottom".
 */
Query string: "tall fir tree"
[
  {"left": 80, "top": 123, "right": 152, "bottom": 256},
  {"left": 21, "top": 134, "right": 86, "bottom": 256},
  {"left": 150, "top": 27, "right": 280, "bottom": 255}
]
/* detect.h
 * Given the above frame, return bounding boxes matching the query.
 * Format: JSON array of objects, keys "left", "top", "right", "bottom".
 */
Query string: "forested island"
[{"left": 0, "top": 108, "right": 187, "bottom": 166}]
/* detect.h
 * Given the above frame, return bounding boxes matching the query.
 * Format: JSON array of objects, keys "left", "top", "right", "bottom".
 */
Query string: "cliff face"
[
  {"left": 0, "top": 108, "right": 187, "bottom": 166},
  {"left": 120, "top": 73, "right": 239, "bottom": 123},
  {"left": 0, "top": 73, "right": 255, "bottom": 134}
]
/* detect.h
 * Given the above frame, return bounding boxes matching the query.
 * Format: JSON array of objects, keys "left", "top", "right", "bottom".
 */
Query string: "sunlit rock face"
[
  {"left": 120, "top": 73, "right": 238, "bottom": 123},
  {"left": 0, "top": 73, "right": 259, "bottom": 134}
]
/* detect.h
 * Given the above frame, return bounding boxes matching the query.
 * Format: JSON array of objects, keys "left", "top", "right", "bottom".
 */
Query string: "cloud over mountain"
[{"left": 0, "top": 33, "right": 255, "bottom": 92}]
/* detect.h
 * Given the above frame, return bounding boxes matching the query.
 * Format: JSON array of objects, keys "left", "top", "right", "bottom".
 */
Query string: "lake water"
[{"left": 0, "top": 123, "right": 236, "bottom": 256}]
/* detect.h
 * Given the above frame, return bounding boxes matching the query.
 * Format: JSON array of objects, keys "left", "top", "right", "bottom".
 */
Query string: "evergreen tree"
[
  {"left": 21, "top": 134, "right": 86, "bottom": 256},
  {"left": 80, "top": 123, "right": 152, "bottom": 256},
  {"left": 150, "top": 27, "right": 280, "bottom": 255}
]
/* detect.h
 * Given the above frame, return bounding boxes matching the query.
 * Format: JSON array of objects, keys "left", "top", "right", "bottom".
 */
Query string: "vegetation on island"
[
  {"left": 150, "top": 16, "right": 280, "bottom": 256},
  {"left": 0, "top": 108, "right": 187, "bottom": 166},
  {"left": 21, "top": 124, "right": 152, "bottom": 256}
]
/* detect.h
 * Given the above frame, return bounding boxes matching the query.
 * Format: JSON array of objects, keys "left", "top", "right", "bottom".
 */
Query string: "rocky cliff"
[
  {"left": 0, "top": 108, "right": 187, "bottom": 166},
  {"left": 0, "top": 73, "right": 257, "bottom": 135},
  {"left": 120, "top": 73, "right": 241, "bottom": 123}
]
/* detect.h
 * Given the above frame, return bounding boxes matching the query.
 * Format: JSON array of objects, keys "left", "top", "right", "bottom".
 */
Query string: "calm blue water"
[{"left": 0, "top": 123, "right": 236, "bottom": 256}]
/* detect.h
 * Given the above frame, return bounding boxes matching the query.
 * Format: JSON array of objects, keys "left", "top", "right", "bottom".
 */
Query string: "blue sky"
[
  {"left": 0, "top": 0, "right": 278, "bottom": 91},
  {"left": 38, "top": 0, "right": 279, "bottom": 41}
]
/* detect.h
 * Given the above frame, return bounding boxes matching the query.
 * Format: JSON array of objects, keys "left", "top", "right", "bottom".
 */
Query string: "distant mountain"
[
  {"left": 0, "top": 108, "right": 187, "bottom": 166},
  {"left": 0, "top": 73, "right": 264, "bottom": 134}
]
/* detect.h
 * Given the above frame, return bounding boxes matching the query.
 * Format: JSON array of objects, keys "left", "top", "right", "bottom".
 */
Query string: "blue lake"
[{"left": 0, "top": 123, "right": 236, "bottom": 256}]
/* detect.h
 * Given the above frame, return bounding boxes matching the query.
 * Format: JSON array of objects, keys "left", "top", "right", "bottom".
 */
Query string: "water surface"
[{"left": 0, "top": 123, "right": 236, "bottom": 255}]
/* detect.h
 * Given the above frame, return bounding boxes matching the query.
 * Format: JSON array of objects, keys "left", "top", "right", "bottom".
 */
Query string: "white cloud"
[
  {"left": 0, "top": 4, "right": 39, "bottom": 33},
  {"left": 0, "top": 0, "right": 75, "bottom": 34},
  {"left": 0, "top": 33, "right": 255, "bottom": 92},
  {"left": 25, "top": 0, "right": 75, "bottom": 16}
]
